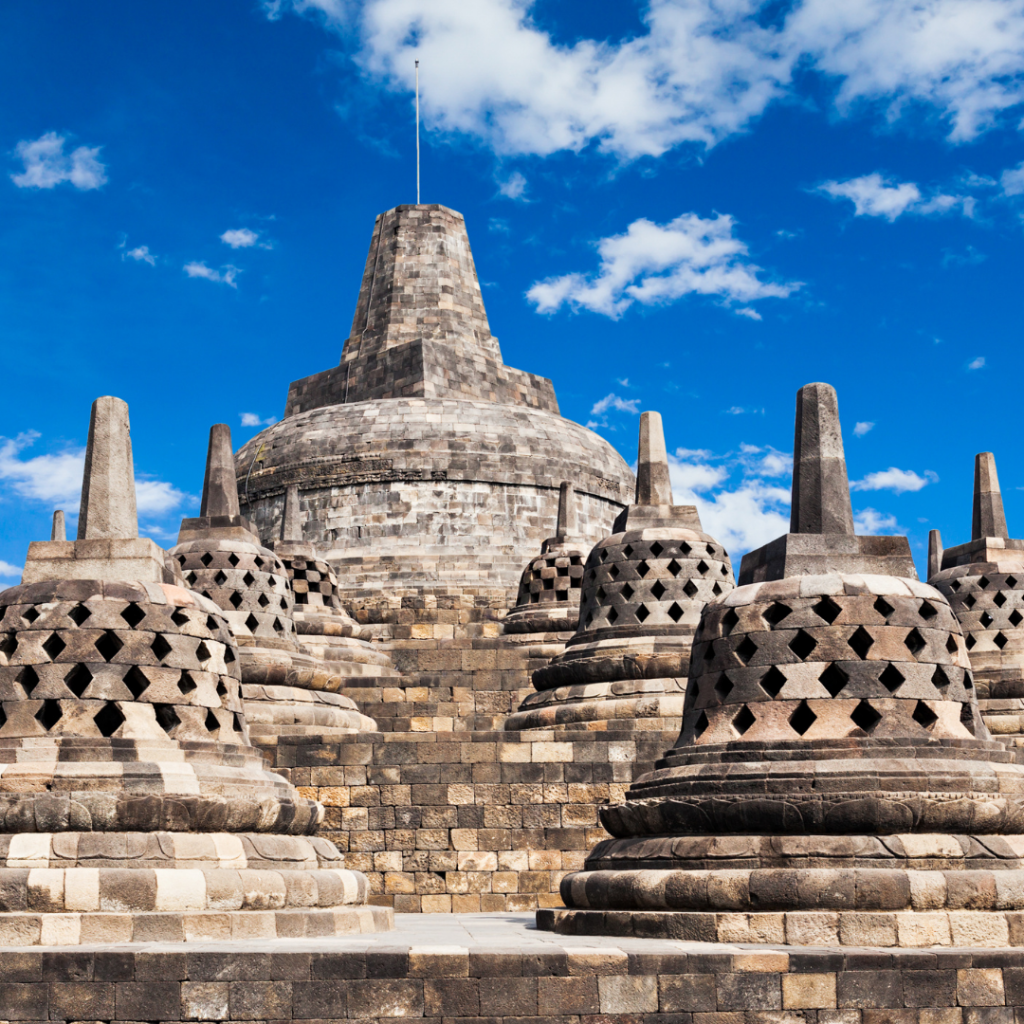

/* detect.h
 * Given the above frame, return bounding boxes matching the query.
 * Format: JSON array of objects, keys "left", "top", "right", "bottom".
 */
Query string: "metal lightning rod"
[{"left": 415, "top": 60, "right": 421, "bottom": 204}]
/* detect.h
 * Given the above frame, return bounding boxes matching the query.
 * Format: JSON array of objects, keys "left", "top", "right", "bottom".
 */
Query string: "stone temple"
[{"left": 11, "top": 206, "right": 1024, "bottom": 1024}]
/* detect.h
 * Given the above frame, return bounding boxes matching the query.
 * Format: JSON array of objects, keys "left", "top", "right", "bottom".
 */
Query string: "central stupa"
[{"left": 235, "top": 205, "right": 634, "bottom": 629}]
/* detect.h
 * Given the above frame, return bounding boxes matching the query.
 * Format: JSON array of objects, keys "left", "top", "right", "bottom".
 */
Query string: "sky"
[{"left": 2, "top": 0, "right": 1024, "bottom": 582}]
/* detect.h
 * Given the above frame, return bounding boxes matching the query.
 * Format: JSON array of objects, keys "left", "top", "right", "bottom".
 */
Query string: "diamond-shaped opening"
[
  {"left": 904, "top": 628, "right": 926, "bottom": 657},
  {"left": 171, "top": 609, "right": 190, "bottom": 628},
  {"left": 0, "top": 705, "right": 5, "bottom": 728},
  {"left": 981, "top": 611, "right": 994, "bottom": 627},
  {"left": 789, "top": 629, "right": 818, "bottom": 661},
  {"left": 706, "top": 543, "right": 716, "bottom": 556},
  {"left": 609, "top": 564, "right": 620, "bottom": 579},
  {"left": 1008, "top": 576, "right": 1019, "bottom": 588},
  {"left": 912, "top": 700, "right": 938, "bottom": 731},
  {"left": 667, "top": 602, "right": 684, "bottom": 623},
  {"left": 950, "top": 580, "right": 961, "bottom": 591},
  {"left": 205, "top": 709, "right": 219, "bottom": 733},
  {"left": 880, "top": 664, "right": 906, "bottom": 693},
  {"left": 597, "top": 586, "right": 607, "bottom": 601},
  {"left": 813, "top": 595, "right": 842, "bottom": 625},
  {"left": 650, "top": 541, "right": 664, "bottom": 558},
  {"left": 227, "top": 552, "right": 240, "bottom": 567},
  {"left": 178, "top": 670, "right": 197, "bottom": 695},
  {"left": 607, "top": 607, "right": 619, "bottom": 624},
  {"left": 874, "top": 596, "right": 895, "bottom": 619},
  {"left": 789, "top": 699, "right": 817, "bottom": 736},
  {"left": 964, "top": 594, "right": 977, "bottom": 609},
  {"left": 1011, "top": 610, "right": 1023, "bottom": 628},
  {"left": 599, "top": 548, "right": 609, "bottom": 562},
  {"left": 995, "top": 632, "right": 1009, "bottom": 650},
  {"left": 257, "top": 593, "right": 270, "bottom": 608},
  {"left": 819, "top": 663, "right": 848, "bottom": 697},
  {"left": 216, "top": 678, "right": 228, "bottom": 696},
  {"left": 23, "top": 607, "right": 40, "bottom": 624},
  {"left": 123, "top": 666, "right": 149, "bottom": 700},
  {"left": 964, "top": 671, "right": 974, "bottom": 689},
  {"left": 722, "top": 607, "right": 739, "bottom": 633},
  {"left": 622, "top": 544, "right": 634, "bottom": 558},
  {"left": 680, "top": 542, "right": 692, "bottom": 555},
  {"left": 64, "top": 664, "right": 93, "bottom": 698},
  {"left": 693, "top": 710, "right": 709, "bottom": 739},
  {"left": 635, "top": 604, "right": 650, "bottom": 623},
  {"left": 155, "top": 703, "right": 181, "bottom": 736},
  {"left": 233, "top": 713, "right": 244, "bottom": 732},
  {"left": 667, "top": 559, "right": 682, "bottom": 577},
  {"left": 764, "top": 602, "right": 792, "bottom": 627},
  {"left": 849, "top": 626, "right": 875, "bottom": 660},
  {"left": 35, "top": 699, "right": 62, "bottom": 731},
  {"left": 703, "top": 640, "right": 717, "bottom": 662},
  {"left": 947, "top": 635, "right": 959, "bottom": 654},
  {"left": 621, "top": 583, "right": 635, "bottom": 601},
  {"left": 17, "top": 666, "right": 39, "bottom": 697},
  {"left": 683, "top": 580, "right": 699, "bottom": 599},
  {"left": 254, "top": 556, "right": 265, "bottom": 570},
  {"left": 93, "top": 702, "right": 123, "bottom": 737},
  {"left": 980, "top": 576, "right": 991, "bottom": 589},
  {"left": 68, "top": 604, "right": 91, "bottom": 626},
  {"left": 732, "top": 705, "right": 756, "bottom": 735},
  {"left": 651, "top": 580, "right": 667, "bottom": 601},
  {"left": 42, "top": 633, "right": 66, "bottom": 661},
  {"left": 919, "top": 600, "right": 938, "bottom": 620},
  {"left": 185, "top": 571, "right": 196, "bottom": 585},
  {"left": 960, "top": 702, "right": 977, "bottom": 734},
  {"left": 697, "top": 560, "right": 710, "bottom": 576},
  {"left": 851, "top": 700, "right": 882, "bottom": 733},
  {"left": 0, "top": 633, "right": 17, "bottom": 659},
  {"left": 636, "top": 560, "right": 650, "bottom": 578},
  {"left": 932, "top": 666, "right": 950, "bottom": 693},
  {"left": 176, "top": 554, "right": 187, "bottom": 566},
  {"left": 995, "top": 592, "right": 1008, "bottom": 608},
  {"left": 121, "top": 603, "right": 146, "bottom": 628},
  {"left": 736, "top": 636, "right": 758, "bottom": 665},
  {"left": 200, "top": 552, "right": 213, "bottom": 567},
  {"left": 714, "top": 673, "right": 734, "bottom": 700},
  {"left": 243, "top": 571, "right": 256, "bottom": 587},
  {"left": 712, "top": 583, "right": 723, "bottom": 596},
  {"left": 966, "top": 634, "right": 977, "bottom": 650},
  {"left": 214, "top": 570, "right": 228, "bottom": 586},
  {"left": 244, "top": 613, "right": 260, "bottom": 632},
  {"left": 196, "top": 640, "right": 212, "bottom": 662},
  {"left": 206, "top": 615, "right": 219, "bottom": 632},
  {"left": 760, "top": 666, "right": 786, "bottom": 698},
  {"left": 95, "top": 631, "right": 123, "bottom": 663},
  {"left": 151, "top": 634, "right": 173, "bottom": 661}
]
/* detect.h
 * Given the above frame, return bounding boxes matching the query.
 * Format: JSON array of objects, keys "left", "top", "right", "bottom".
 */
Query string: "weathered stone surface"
[
  {"left": 50, "top": 511, "right": 65, "bottom": 543},
  {"left": 78, "top": 396, "right": 137, "bottom": 542}
]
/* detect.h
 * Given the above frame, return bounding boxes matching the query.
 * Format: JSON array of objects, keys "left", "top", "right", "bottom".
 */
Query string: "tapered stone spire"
[
  {"left": 790, "top": 382, "right": 854, "bottom": 535},
  {"left": 635, "top": 411, "right": 673, "bottom": 506},
  {"left": 77, "top": 395, "right": 138, "bottom": 540},
  {"left": 282, "top": 483, "right": 301, "bottom": 542},
  {"left": 929, "top": 528, "right": 943, "bottom": 580},
  {"left": 973, "top": 451, "right": 1008, "bottom": 540},
  {"left": 200, "top": 423, "right": 241, "bottom": 519},
  {"left": 556, "top": 482, "right": 575, "bottom": 537},
  {"left": 50, "top": 510, "right": 65, "bottom": 541}
]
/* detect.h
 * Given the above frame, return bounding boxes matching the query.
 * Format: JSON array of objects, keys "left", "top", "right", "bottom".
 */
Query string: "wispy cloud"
[
  {"left": 850, "top": 467, "right": 938, "bottom": 494},
  {"left": 10, "top": 132, "right": 107, "bottom": 190},
  {"left": 220, "top": 227, "right": 272, "bottom": 249},
  {"left": 527, "top": 212, "right": 799, "bottom": 319},
  {"left": 1001, "top": 161, "right": 1024, "bottom": 196},
  {"left": 184, "top": 262, "right": 240, "bottom": 288},
  {"left": 497, "top": 170, "right": 528, "bottom": 200},
  {"left": 854, "top": 508, "right": 901, "bottom": 535},
  {"left": 0, "top": 560, "right": 21, "bottom": 579},
  {"left": 240, "top": 412, "right": 278, "bottom": 427},
  {"left": 590, "top": 393, "right": 640, "bottom": 416},
  {"left": 968, "top": 356, "right": 986, "bottom": 370},
  {"left": 853, "top": 421, "right": 875, "bottom": 437},
  {"left": 817, "top": 173, "right": 967, "bottom": 221},
  {"left": 124, "top": 245, "right": 156, "bottom": 266}
]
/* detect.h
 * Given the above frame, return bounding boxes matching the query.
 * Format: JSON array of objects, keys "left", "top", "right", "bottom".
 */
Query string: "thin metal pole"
[{"left": 415, "top": 60, "right": 420, "bottom": 205}]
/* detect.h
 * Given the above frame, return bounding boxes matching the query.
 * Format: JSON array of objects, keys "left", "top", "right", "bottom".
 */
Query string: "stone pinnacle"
[
  {"left": 77, "top": 396, "right": 139, "bottom": 541},
  {"left": 51, "top": 510, "right": 65, "bottom": 542},
  {"left": 973, "top": 452, "right": 1008, "bottom": 540},
  {"left": 790, "top": 382, "right": 854, "bottom": 535},
  {"left": 282, "top": 483, "right": 301, "bottom": 542},
  {"left": 556, "top": 482, "right": 575, "bottom": 538},
  {"left": 199, "top": 424, "right": 242, "bottom": 519},
  {"left": 928, "top": 529, "right": 943, "bottom": 580},
  {"left": 635, "top": 411, "right": 673, "bottom": 506}
]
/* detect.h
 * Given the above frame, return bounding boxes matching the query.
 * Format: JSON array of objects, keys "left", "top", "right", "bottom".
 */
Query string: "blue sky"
[{"left": 2, "top": 0, "right": 1024, "bottom": 581}]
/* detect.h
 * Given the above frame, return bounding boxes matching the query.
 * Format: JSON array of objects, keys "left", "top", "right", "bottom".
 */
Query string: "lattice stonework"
[
  {"left": 277, "top": 555, "right": 345, "bottom": 612},
  {"left": 680, "top": 579, "right": 977, "bottom": 746},
  {"left": 0, "top": 580, "right": 245, "bottom": 743},
  {"left": 516, "top": 553, "right": 585, "bottom": 607},
  {"left": 578, "top": 535, "right": 732, "bottom": 633}
]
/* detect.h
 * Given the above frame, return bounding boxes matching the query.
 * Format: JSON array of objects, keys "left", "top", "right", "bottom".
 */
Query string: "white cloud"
[
  {"left": 0, "top": 560, "right": 21, "bottom": 579},
  {"left": 220, "top": 227, "right": 272, "bottom": 249},
  {"left": 968, "top": 355, "right": 986, "bottom": 369},
  {"left": 241, "top": 412, "right": 278, "bottom": 427},
  {"left": 268, "top": 0, "right": 1024, "bottom": 161},
  {"left": 135, "top": 479, "right": 190, "bottom": 516},
  {"left": 1002, "top": 161, "right": 1024, "bottom": 196},
  {"left": 590, "top": 393, "right": 641, "bottom": 416},
  {"left": 818, "top": 173, "right": 972, "bottom": 220},
  {"left": 497, "top": 170, "right": 528, "bottom": 200},
  {"left": 854, "top": 508, "right": 901, "bottom": 535},
  {"left": 11, "top": 132, "right": 107, "bottom": 190},
  {"left": 853, "top": 421, "right": 875, "bottom": 436},
  {"left": 734, "top": 307, "right": 762, "bottom": 320},
  {"left": 184, "top": 262, "right": 240, "bottom": 288},
  {"left": 527, "top": 212, "right": 798, "bottom": 319},
  {"left": 850, "top": 467, "right": 937, "bottom": 493},
  {"left": 125, "top": 245, "right": 156, "bottom": 266}
]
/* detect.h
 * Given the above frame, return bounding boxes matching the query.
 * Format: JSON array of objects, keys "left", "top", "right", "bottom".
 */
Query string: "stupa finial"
[
  {"left": 50, "top": 510, "right": 65, "bottom": 542},
  {"left": 282, "top": 483, "right": 301, "bottom": 542},
  {"left": 928, "top": 529, "right": 943, "bottom": 580},
  {"left": 77, "top": 395, "right": 138, "bottom": 540},
  {"left": 200, "top": 424, "right": 242, "bottom": 519},
  {"left": 973, "top": 451, "right": 1008, "bottom": 540},
  {"left": 635, "top": 411, "right": 673, "bottom": 506},
  {"left": 556, "top": 482, "right": 575, "bottom": 538},
  {"left": 790, "top": 382, "right": 854, "bottom": 535}
]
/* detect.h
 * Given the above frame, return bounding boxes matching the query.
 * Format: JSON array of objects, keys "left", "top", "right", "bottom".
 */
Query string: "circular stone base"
[{"left": 0, "top": 906, "right": 393, "bottom": 946}]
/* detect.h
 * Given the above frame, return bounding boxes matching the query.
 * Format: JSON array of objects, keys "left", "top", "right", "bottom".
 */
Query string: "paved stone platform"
[{"left": 11, "top": 912, "right": 1024, "bottom": 1022}]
